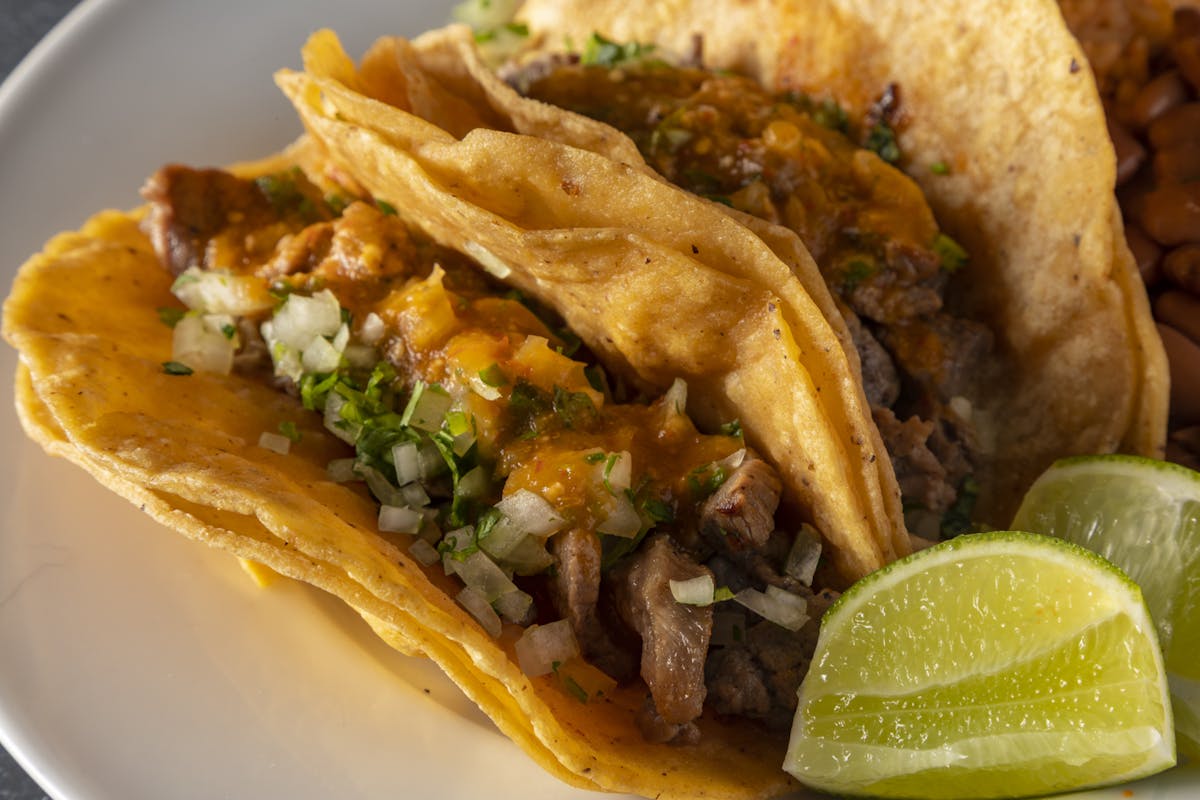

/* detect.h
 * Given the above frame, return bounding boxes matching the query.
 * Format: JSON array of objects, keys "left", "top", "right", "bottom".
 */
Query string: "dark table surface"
[{"left": 1, "top": 0, "right": 82, "bottom": 793}]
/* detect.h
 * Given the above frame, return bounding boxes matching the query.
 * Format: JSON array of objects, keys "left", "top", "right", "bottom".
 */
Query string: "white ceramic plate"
[{"left": 0, "top": 2, "right": 1195, "bottom": 799}]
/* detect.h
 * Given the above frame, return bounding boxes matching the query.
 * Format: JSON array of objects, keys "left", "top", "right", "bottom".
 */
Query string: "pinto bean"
[
  {"left": 1153, "top": 142, "right": 1200, "bottom": 185},
  {"left": 1147, "top": 103, "right": 1200, "bottom": 151},
  {"left": 1140, "top": 184, "right": 1200, "bottom": 246},
  {"left": 1155, "top": 290, "right": 1200, "bottom": 345},
  {"left": 1126, "top": 223, "right": 1163, "bottom": 286},
  {"left": 1173, "top": 8, "right": 1200, "bottom": 93},
  {"left": 1109, "top": 116, "right": 1147, "bottom": 186},
  {"left": 1159, "top": 323, "right": 1200, "bottom": 427},
  {"left": 1163, "top": 244, "right": 1200, "bottom": 292},
  {"left": 1131, "top": 70, "right": 1191, "bottom": 130}
]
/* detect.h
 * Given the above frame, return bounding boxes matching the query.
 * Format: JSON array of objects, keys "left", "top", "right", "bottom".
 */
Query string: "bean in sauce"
[{"left": 1086, "top": 6, "right": 1200, "bottom": 466}]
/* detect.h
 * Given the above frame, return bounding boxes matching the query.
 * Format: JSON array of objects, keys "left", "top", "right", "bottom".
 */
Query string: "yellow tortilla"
[{"left": 4, "top": 206, "right": 807, "bottom": 798}]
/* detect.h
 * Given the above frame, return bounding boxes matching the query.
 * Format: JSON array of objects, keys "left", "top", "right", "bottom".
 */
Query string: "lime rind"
[
  {"left": 787, "top": 530, "right": 1175, "bottom": 799},
  {"left": 822, "top": 529, "right": 1144, "bottom": 625}
]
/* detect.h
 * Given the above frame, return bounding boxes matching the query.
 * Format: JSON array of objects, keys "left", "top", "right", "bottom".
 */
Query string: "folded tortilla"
[{"left": 508, "top": 0, "right": 1169, "bottom": 524}]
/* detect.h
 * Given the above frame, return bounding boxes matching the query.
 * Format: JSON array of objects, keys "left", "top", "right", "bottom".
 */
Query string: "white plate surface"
[{"left": 0, "top": 2, "right": 1195, "bottom": 799}]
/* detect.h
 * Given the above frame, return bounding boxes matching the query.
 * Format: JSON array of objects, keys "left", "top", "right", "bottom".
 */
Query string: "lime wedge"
[
  {"left": 1012, "top": 454, "right": 1200, "bottom": 758},
  {"left": 784, "top": 531, "right": 1174, "bottom": 799}
]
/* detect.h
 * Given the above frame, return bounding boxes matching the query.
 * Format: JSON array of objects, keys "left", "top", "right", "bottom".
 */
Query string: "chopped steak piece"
[
  {"left": 550, "top": 528, "right": 637, "bottom": 681},
  {"left": 613, "top": 534, "right": 713, "bottom": 725},
  {"left": 699, "top": 449, "right": 781, "bottom": 551}
]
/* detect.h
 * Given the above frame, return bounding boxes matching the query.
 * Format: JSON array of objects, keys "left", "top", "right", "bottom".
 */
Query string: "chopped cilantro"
[
  {"left": 325, "top": 193, "right": 350, "bottom": 215},
  {"left": 930, "top": 161, "right": 950, "bottom": 175},
  {"left": 640, "top": 496, "right": 674, "bottom": 524},
  {"left": 719, "top": 419, "right": 743, "bottom": 439},
  {"left": 864, "top": 122, "right": 901, "bottom": 164},
  {"left": 376, "top": 199, "right": 398, "bottom": 216},
  {"left": 687, "top": 462, "right": 728, "bottom": 498},
  {"left": 940, "top": 475, "right": 980, "bottom": 539},
  {"left": 278, "top": 420, "right": 301, "bottom": 443},
  {"left": 254, "top": 167, "right": 322, "bottom": 222},
  {"left": 933, "top": 233, "right": 969, "bottom": 273},
  {"left": 552, "top": 385, "right": 598, "bottom": 430},
  {"left": 811, "top": 98, "right": 849, "bottom": 132},
  {"left": 478, "top": 363, "right": 507, "bottom": 388},
  {"left": 162, "top": 361, "right": 193, "bottom": 376},
  {"left": 220, "top": 323, "right": 237, "bottom": 340},
  {"left": 842, "top": 258, "right": 877, "bottom": 291},
  {"left": 157, "top": 307, "right": 185, "bottom": 328},
  {"left": 561, "top": 674, "right": 589, "bottom": 704},
  {"left": 580, "top": 32, "right": 655, "bottom": 67}
]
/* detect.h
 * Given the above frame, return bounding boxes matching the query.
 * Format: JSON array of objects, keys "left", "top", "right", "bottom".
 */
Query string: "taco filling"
[
  {"left": 142, "top": 163, "right": 838, "bottom": 743},
  {"left": 511, "top": 49, "right": 994, "bottom": 536}
]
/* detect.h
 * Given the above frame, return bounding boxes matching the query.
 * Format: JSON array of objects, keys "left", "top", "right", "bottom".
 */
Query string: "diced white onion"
[
  {"left": 400, "top": 482, "right": 431, "bottom": 509},
  {"left": 670, "top": 574, "right": 716, "bottom": 606},
  {"left": 594, "top": 451, "right": 632, "bottom": 493},
  {"left": 172, "top": 267, "right": 274, "bottom": 315},
  {"left": 269, "top": 290, "right": 342, "bottom": 350},
  {"left": 596, "top": 492, "right": 641, "bottom": 538},
  {"left": 408, "top": 538, "right": 441, "bottom": 566},
  {"left": 268, "top": 339, "right": 303, "bottom": 383},
  {"left": 501, "top": 536, "right": 555, "bottom": 576},
  {"left": 342, "top": 343, "right": 378, "bottom": 369},
  {"left": 469, "top": 375, "right": 502, "bottom": 401},
  {"left": 301, "top": 334, "right": 342, "bottom": 373},
  {"left": 172, "top": 313, "right": 236, "bottom": 375},
  {"left": 452, "top": 431, "right": 476, "bottom": 457},
  {"left": 257, "top": 431, "right": 291, "bottom": 455},
  {"left": 455, "top": 466, "right": 490, "bottom": 500},
  {"left": 418, "top": 510, "right": 443, "bottom": 545},
  {"left": 663, "top": 377, "right": 688, "bottom": 416},
  {"left": 378, "top": 504, "right": 423, "bottom": 534},
  {"left": 463, "top": 240, "right": 513, "bottom": 279},
  {"left": 439, "top": 524, "right": 474, "bottom": 553},
  {"left": 447, "top": 550, "right": 518, "bottom": 602},
  {"left": 479, "top": 521, "right": 528, "bottom": 560},
  {"left": 456, "top": 585, "right": 502, "bottom": 638},
  {"left": 493, "top": 589, "right": 534, "bottom": 625},
  {"left": 407, "top": 385, "right": 452, "bottom": 431},
  {"left": 514, "top": 619, "right": 580, "bottom": 677},
  {"left": 418, "top": 442, "right": 448, "bottom": 479},
  {"left": 326, "top": 458, "right": 358, "bottom": 483},
  {"left": 359, "top": 312, "right": 386, "bottom": 345},
  {"left": 355, "top": 464, "right": 405, "bottom": 507},
  {"left": 495, "top": 489, "right": 567, "bottom": 538},
  {"left": 715, "top": 447, "right": 747, "bottom": 474},
  {"left": 392, "top": 442, "right": 421, "bottom": 486},
  {"left": 323, "top": 392, "right": 359, "bottom": 445},
  {"left": 784, "top": 524, "right": 823, "bottom": 587},
  {"left": 332, "top": 322, "right": 351, "bottom": 352},
  {"left": 734, "top": 586, "right": 809, "bottom": 631},
  {"left": 949, "top": 394, "right": 973, "bottom": 421}
]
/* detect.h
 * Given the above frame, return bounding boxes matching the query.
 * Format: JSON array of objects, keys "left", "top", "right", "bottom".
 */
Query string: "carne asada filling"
[
  {"left": 518, "top": 57, "right": 994, "bottom": 534},
  {"left": 142, "top": 164, "right": 835, "bottom": 743}
]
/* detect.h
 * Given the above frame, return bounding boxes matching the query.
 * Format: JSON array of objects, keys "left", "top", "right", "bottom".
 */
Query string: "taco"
[
  {"left": 3, "top": 32, "right": 912, "bottom": 799},
  {"left": 473, "top": 0, "right": 1169, "bottom": 533}
]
